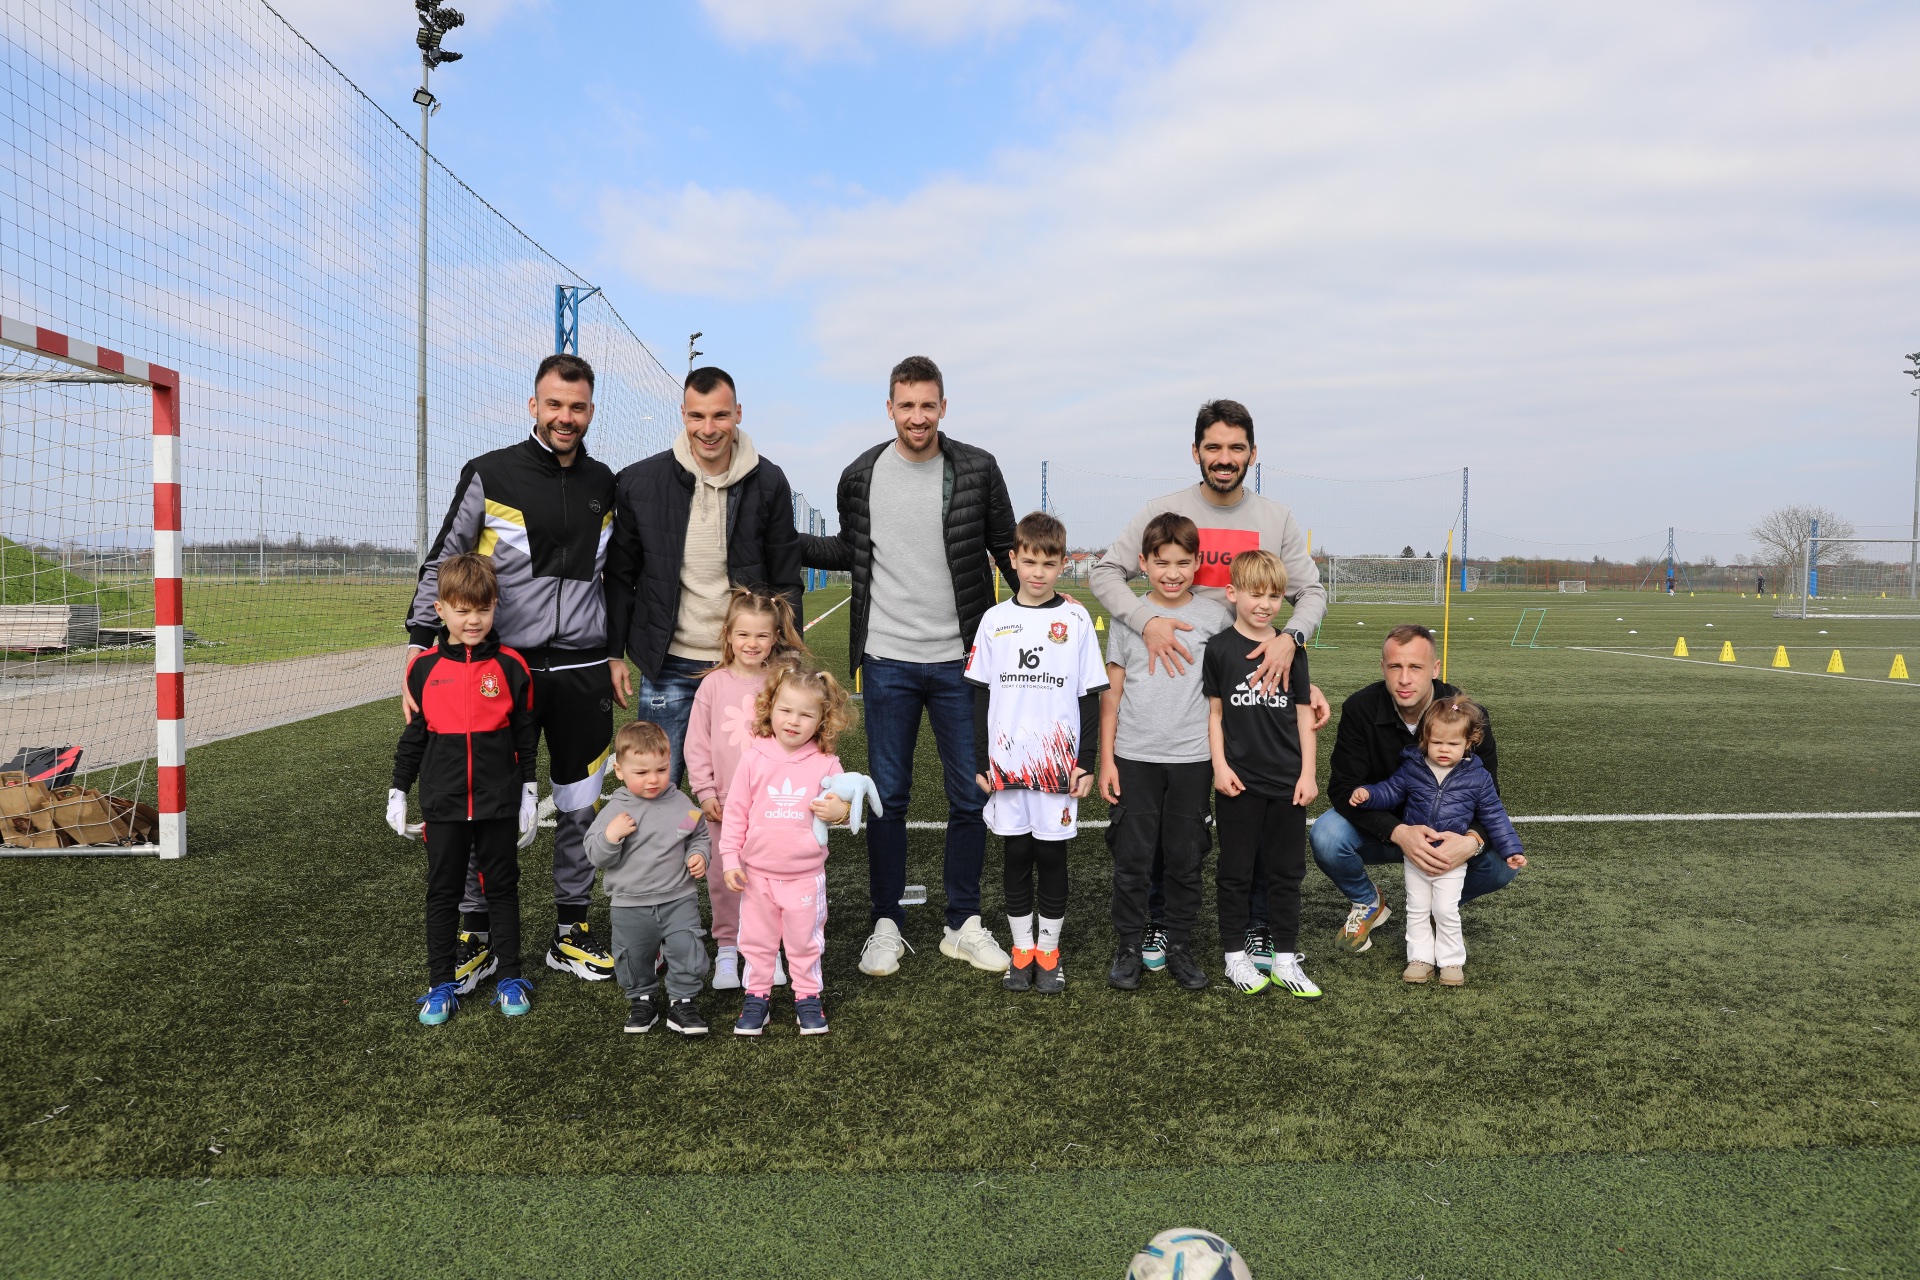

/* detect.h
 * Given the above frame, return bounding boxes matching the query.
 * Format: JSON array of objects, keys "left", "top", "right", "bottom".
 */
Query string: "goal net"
[
  {"left": 1325, "top": 556, "right": 1444, "bottom": 605},
  {"left": 1778, "top": 536, "right": 1920, "bottom": 619},
  {"left": 2, "top": 1, "right": 687, "bottom": 856},
  {"left": 1558, "top": 580, "right": 1588, "bottom": 593}
]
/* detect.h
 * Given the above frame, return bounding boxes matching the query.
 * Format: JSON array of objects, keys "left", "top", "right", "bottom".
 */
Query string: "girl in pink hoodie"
[
  {"left": 686, "top": 588, "right": 807, "bottom": 990},
  {"left": 719, "top": 660, "right": 855, "bottom": 1036}
]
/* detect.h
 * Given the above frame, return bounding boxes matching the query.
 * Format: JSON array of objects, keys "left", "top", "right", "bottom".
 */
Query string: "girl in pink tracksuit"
[
  {"left": 719, "top": 660, "right": 856, "bottom": 1036},
  {"left": 686, "top": 588, "right": 808, "bottom": 990}
]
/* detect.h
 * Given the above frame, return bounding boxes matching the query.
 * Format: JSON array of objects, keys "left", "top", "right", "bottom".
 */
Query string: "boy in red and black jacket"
[{"left": 389, "top": 554, "right": 541, "bottom": 1024}]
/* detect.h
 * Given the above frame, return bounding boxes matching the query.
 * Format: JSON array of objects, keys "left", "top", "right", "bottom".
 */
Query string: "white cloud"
[
  {"left": 605, "top": 0, "right": 1920, "bottom": 554},
  {"left": 700, "top": 0, "right": 1061, "bottom": 55}
]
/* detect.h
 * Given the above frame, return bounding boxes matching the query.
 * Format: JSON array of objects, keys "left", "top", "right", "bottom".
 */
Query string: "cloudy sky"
[{"left": 275, "top": 0, "right": 1920, "bottom": 560}]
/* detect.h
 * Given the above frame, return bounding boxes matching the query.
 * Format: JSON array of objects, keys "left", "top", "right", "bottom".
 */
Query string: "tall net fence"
[{"left": 2, "top": 0, "right": 681, "bottom": 850}]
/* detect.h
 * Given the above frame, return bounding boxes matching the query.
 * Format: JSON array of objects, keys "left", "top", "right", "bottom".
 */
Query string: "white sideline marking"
[
  {"left": 1568, "top": 646, "right": 1919, "bottom": 688},
  {"left": 803, "top": 594, "right": 851, "bottom": 632},
  {"left": 891, "top": 811, "right": 1918, "bottom": 830}
]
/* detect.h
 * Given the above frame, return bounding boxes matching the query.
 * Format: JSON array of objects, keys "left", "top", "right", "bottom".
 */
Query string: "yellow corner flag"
[
  {"left": 1826, "top": 650, "right": 1845, "bottom": 674},
  {"left": 1673, "top": 637, "right": 1689, "bottom": 657},
  {"left": 1718, "top": 641, "right": 1736, "bottom": 662},
  {"left": 1772, "top": 646, "right": 1790, "bottom": 668},
  {"left": 1891, "top": 654, "right": 1910, "bottom": 680}
]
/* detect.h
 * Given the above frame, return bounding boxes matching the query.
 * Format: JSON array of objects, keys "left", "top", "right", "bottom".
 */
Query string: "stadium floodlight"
[
  {"left": 411, "top": 3, "right": 464, "bottom": 560},
  {"left": 1905, "top": 351, "right": 1919, "bottom": 599},
  {"left": 688, "top": 332, "right": 704, "bottom": 374}
]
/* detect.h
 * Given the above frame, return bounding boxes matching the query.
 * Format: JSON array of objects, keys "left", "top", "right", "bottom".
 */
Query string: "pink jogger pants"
[
  {"left": 707, "top": 827, "right": 741, "bottom": 948},
  {"left": 739, "top": 870, "right": 827, "bottom": 998}
]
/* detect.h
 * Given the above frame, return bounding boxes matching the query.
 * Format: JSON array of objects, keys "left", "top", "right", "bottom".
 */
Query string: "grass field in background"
[{"left": 2, "top": 584, "right": 1916, "bottom": 1276}]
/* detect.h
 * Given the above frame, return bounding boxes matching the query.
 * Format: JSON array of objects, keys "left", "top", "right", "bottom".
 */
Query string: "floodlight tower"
[
  {"left": 412, "top": 0, "right": 463, "bottom": 561},
  {"left": 688, "top": 332, "right": 703, "bottom": 375},
  {"left": 1905, "top": 351, "right": 1919, "bottom": 599}
]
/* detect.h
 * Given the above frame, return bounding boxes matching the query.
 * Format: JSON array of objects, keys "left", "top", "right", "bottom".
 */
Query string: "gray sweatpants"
[{"left": 611, "top": 894, "right": 710, "bottom": 1002}]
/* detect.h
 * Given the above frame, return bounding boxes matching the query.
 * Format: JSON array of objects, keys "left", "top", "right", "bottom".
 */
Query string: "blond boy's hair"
[
  {"left": 1228, "top": 548, "right": 1288, "bottom": 596},
  {"left": 614, "top": 719, "right": 670, "bottom": 762}
]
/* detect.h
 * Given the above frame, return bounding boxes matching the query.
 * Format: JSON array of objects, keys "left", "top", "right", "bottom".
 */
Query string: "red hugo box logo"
[
  {"left": 1194, "top": 529, "right": 1261, "bottom": 587},
  {"left": 478, "top": 672, "right": 501, "bottom": 698}
]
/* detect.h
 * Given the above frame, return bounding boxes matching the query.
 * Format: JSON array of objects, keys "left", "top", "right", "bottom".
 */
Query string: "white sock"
[
  {"left": 1008, "top": 913, "right": 1035, "bottom": 951},
  {"left": 1224, "top": 949, "right": 1249, "bottom": 966},
  {"left": 1037, "top": 915, "right": 1064, "bottom": 951}
]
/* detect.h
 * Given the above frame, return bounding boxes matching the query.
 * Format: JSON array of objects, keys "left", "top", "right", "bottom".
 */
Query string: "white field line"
[
  {"left": 803, "top": 594, "right": 851, "bottom": 632},
  {"left": 1567, "top": 646, "right": 1919, "bottom": 688},
  {"left": 891, "top": 811, "right": 1920, "bottom": 830}
]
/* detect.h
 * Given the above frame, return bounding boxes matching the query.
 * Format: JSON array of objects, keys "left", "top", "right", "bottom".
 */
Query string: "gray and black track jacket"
[{"left": 407, "top": 432, "right": 617, "bottom": 665}]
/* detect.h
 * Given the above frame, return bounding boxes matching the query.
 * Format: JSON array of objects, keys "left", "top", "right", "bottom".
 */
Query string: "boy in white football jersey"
[{"left": 966, "top": 512, "right": 1108, "bottom": 994}]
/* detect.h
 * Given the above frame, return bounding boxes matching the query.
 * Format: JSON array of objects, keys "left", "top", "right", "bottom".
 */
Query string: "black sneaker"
[
  {"left": 1003, "top": 948, "right": 1036, "bottom": 992},
  {"left": 1246, "top": 926, "right": 1276, "bottom": 973},
  {"left": 666, "top": 999, "right": 709, "bottom": 1037},
  {"left": 1033, "top": 948, "right": 1065, "bottom": 995},
  {"left": 1164, "top": 943, "right": 1210, "bottom": 991},
  {"left": 1108, "top": 944, "right": 1144, "bottom": 990},
  {"left": 453, "top": 930, "right": 497, "bottom": 995},
  {"left": 547, "top": 922, "right": 615, "bottom": 982},
  {"left": 624, "top": 994, "right": 659, "bottom": 1034},
  {"left": 1141, "top": 926, "right": 1170, "bottom": 971}
]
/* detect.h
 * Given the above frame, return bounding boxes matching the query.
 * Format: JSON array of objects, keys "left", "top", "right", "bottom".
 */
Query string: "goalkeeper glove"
[
  {"left": 518, "top": 783, "right": 539, "bottom": 838},
  {"left": 386, "top": 788, "right": 411, "bottom": 838}
]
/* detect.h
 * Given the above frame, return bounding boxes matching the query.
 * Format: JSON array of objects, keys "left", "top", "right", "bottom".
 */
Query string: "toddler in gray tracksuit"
[{"left": 586, "top": 720, "right": 713, "bottom": 1037}]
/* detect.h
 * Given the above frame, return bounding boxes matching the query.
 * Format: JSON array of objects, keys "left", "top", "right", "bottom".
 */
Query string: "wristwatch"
[{"left": 1283, "top": 628, "right": 1307, "bottom": 648}]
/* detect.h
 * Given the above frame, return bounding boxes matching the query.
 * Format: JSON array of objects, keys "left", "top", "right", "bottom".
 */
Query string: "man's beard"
[{"left": 1201, "top": 461, "right": 1245, "bottom": 494}]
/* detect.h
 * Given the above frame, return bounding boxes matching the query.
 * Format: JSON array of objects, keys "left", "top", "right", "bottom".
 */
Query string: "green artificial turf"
[{"left": 2, "top": 587, "right": 1916, "bottom": 1273}]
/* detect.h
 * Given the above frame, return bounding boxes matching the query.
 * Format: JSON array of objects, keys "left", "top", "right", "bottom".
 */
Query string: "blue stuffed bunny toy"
[{"left": 814, "top": 772, "right": 883, "bottom": 846}]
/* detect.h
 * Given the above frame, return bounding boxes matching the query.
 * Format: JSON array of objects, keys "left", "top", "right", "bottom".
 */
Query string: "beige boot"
[
  {"left": 1402, "top": 961, "right": 1435, "bottom": 984},
  {"left": 1438, "top": 965, "right": 1466, "bottom": 987}
]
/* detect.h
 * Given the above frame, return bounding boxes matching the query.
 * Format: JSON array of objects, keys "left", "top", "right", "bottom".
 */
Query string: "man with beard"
[{"left": 1088, "top": 398, "right": 1330, "bottom": 975}]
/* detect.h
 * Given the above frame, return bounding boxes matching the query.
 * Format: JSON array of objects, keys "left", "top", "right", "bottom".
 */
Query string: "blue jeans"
[
  {"left": 1309, "top": 807, "right": 1517, "bottom": 908},
  {"left": 861, "top": 655, "right": 987, "bottom": 930},
  {"left": 640, "top": 655, "right": 706, "bottom": 787}
]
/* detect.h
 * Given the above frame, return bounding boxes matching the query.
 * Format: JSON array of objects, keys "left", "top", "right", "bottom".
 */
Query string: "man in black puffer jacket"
[
  {"left": 605, "top": 366, "right": 803, "bottom": 785},
  {"left": 803, "top": 355, "right": 1017, "bottom": 981}
]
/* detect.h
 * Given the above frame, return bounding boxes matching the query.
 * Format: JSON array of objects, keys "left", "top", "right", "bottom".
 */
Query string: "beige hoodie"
[{"left": 669, "top": 429, "right": 760, "bottom": 661}]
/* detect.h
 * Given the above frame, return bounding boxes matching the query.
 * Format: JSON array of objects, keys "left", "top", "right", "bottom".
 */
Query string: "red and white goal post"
[{"left": 1, "top": 315, "right": 183, "bottom": 859}]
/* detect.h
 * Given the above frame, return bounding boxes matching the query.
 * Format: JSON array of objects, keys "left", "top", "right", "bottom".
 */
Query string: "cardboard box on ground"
[{"left": 0, "top": 772, "right": 158, "bottom": 847}]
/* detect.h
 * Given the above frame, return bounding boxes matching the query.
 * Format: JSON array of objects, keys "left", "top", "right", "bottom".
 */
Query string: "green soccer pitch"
[{"left": 3, "top": 585, "right": 1916, "bottom": 1277}]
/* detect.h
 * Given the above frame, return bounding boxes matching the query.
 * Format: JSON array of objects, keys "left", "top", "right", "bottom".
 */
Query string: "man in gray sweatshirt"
[{"left": 586, "top": 722, "right": 713, "bottom": 1037}]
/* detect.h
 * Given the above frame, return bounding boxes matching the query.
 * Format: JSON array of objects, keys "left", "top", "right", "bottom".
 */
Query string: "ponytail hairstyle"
[
  {"left": 1418, "top": 694, "right": 1486, "bottom": 750},
  {"left": 752, "top": 656, "right": 856, "bottom": 755},
  {"left": 712, "top": 586, "right": 808, "bottom": 673}
]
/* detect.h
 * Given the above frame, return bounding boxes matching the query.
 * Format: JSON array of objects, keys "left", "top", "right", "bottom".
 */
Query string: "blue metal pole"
[{"left": 1809, "top": 518, "right": 1819, "bottom": 598}]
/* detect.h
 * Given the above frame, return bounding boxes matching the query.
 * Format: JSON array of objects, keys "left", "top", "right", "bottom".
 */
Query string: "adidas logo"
[
  {"left": 764, "top": 777, "right": 811, "bottom": 820},
  {"left": 1229, "top": 678, "right": 1289, "bottom": 710}
]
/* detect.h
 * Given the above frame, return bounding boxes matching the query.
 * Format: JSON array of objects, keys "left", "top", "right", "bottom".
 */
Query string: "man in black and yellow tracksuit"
[{"left": 405, "top": 353, "right": 631, "bottom": 985}]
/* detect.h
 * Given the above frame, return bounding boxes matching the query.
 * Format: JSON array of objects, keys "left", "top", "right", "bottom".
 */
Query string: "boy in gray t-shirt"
[{"left": 1097, "top": 512, "right": 1235, "bottom": 992}]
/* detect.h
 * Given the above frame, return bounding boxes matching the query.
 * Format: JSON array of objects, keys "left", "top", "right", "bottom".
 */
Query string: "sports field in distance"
[{"left": 2, "top": 585, "right": 1916, "bottom": 1277}]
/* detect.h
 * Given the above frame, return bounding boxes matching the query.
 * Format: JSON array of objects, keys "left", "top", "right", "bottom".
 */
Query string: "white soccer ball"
[{"left": 1124, "top": 1228, "right": 1252, "bottom": 1280}]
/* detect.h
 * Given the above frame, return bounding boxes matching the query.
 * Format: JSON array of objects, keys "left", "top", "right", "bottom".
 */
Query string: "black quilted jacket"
[
  {"left": 802, "top": 433, "right": 1017, "bottom": 674},
  {"left": 603, "top": 449, "right": 803, "bottom": 680}
]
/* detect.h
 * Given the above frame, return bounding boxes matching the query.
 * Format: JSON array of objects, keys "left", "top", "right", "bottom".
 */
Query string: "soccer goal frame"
[
  {"left": 1558, "top": 580, "right": 1587, "bottom": 593},
  {"left": 1784, "top": 531, "right": 1920, "bottom": 621},
  {"left": 1, "top": 315, "right": 183, "bottom": 859},
  {"left": 1325, "top": 555, "right": 1444, "bottom": 605}
]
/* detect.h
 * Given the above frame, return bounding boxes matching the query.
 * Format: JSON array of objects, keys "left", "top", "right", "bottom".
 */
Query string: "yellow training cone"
[
  {"left": 1673, "top": 637, "right": 1689, "bottom": 657},
  {"left": 1095, "top": 615, "right": 1105, "bottom": 632},
  {"left": 1718, "top": 641, "right": 1735, "bottom": 662},
  {"left": 1772, "top": 646, "right": 1790, "bottom": 668},
  {"left": 1826, "top": 650, "right": 1845, "bottom": 674},
  {"left": 1891, "top": 654, "right": 1909, "bottom": 680}
]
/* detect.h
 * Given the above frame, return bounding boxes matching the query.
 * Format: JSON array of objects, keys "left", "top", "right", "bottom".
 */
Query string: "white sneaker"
[
  {"left": 859, "top": 918, "right": 909, "bottom": 977},
  {"left": 940, "top": 915, "right": 1010, "bottom": 973},
  {"left": 1223, "top": 950, "right": 1269, "bottom": 995},
  {"left": 1271, "top": 951, "right": 1323, "bottom": 1000},
  {"left": 711, "top": 946, "right": 740, "bottom": 990}
]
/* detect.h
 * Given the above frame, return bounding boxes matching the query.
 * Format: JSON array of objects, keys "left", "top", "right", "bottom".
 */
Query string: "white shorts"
[{"left": 984, "top": 788, "right": 1079, "bottom": 840}]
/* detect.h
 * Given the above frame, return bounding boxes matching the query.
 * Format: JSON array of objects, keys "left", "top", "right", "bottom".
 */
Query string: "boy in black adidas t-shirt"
[{"left": 1202, "top": 549, "right": 1322, "bottom": 1000}]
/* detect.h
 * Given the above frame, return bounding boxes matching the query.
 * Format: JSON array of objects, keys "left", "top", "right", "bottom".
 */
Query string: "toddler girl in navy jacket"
[{"left": 1350, "top": 695, "right": 1521, "bottom": 987}]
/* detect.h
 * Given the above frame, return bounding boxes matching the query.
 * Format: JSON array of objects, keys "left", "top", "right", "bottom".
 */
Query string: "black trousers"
[
  {"left": 1004, "top": 833, "right": 1069, "bottom": 920},
  {"left": 428, "top": 817, "right": 521, "bottom": 986},
  {"left": 1214, "top": 790, "right": 1306, "bottom": 953},
  {"left": 1109, "top": 757, "right": 1212, "bottom": 947}
]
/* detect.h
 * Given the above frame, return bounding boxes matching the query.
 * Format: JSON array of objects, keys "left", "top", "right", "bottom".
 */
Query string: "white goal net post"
[
  {"left": 1324, "top": 555, "right": 1444, "bottom": 605},
  {"left": 1782, "top": 534, "right": 1920, "bottom": 619},
  {"left": 1558, "top": 580, "right": 1588, "bottom": 593},
  {"left": 1, "top": 316, "right": 180, "bottom": 858}
]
